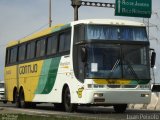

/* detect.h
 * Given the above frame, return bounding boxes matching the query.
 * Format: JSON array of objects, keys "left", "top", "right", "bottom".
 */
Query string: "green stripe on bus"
[
  {"left": 52, "top": 24, "right": 71, "bottom": 33},
  {"left": 35, "top": 59, "right": 52, "bottom": 94},
  {"left": 130, "top": 79, "right": 150, "bottom": 84},
  {"left": 41, "top": 57, "right": 61, "bottom": 94}
]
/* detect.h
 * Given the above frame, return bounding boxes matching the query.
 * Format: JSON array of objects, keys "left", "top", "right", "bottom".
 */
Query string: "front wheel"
[
  {"left": 63, "top": 87, "right": 77, "bottom": 112},
  {"left": 113, "top": 104, "right": 127, "bottom": 113}
]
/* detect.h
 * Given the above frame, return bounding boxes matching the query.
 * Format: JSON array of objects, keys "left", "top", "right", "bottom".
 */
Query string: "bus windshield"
[
  {"left": 85, "top": 25, "right": 148, "bottom": 41},
  {"left": 86, "top": 44, "right": 150, "bottom": 80}
]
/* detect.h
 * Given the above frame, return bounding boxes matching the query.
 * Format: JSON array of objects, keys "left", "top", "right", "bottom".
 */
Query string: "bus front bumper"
[{"left": 81, "top": 89, "right": 151, "bottom": 105}]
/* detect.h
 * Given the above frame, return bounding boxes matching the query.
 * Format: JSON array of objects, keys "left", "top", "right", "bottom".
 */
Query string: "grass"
[{"left": 0, "top": 114, "right": 96, "bottom": 120}]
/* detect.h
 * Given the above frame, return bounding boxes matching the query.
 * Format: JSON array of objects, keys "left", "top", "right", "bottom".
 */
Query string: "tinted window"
[
  {"left": 59, "top": 30, "right": 71, "bottom": 52},
  {"left": 18, "top": 44, "right": 26, "bottom": 61},
  {"left": 47, "top": 35, "right": 57, "bottom": 55},
  {"left": 36, "top": 39, "right": 46, "bottom": 57},
  {"left": 74, "top": 25, "right": 85, "bottom": 44},
  {"left": 10, "top": 47, "right": 17, "bottom": 63},
  {"left": 6, "top": 49, "right": 10, "bottom": 65},
  {"left": 27, "top": 42, "right": 35, "bottom": 59},
  {"left": 86, "top": 25, "right": 148, "bottom": 41}
]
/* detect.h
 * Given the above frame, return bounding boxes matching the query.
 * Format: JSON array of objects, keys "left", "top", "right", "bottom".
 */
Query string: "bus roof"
[
  {"left": 71, "top": 19, "right": 145, "bottom": 27},
  {"left": 7, "top": 24, "right": 70, "bottom": 48},
  {"left": 7, "top": 19, "right": 145, "bottom": 48}
]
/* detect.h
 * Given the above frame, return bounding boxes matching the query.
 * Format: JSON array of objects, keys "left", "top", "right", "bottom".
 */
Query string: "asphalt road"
[{"left": 0, "top": 102, "right": 160, "bottom": 120}]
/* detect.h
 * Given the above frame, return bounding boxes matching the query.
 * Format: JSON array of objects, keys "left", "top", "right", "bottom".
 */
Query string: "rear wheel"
[
  {"left": 19, "top": 90, "right": 26, "bottom": 108},
  {"left": 15, "top": 92, "right": 20, "bottom": 108},
  {"left": 16, "top": 89, "right": 35, "bottom": 108},
  {"left": 13, "top": 90, "right": 18, "bottom": 104},
  {"left": 113, "top": 104, "right": 127, "bottom": 113},
  {"left": 63, "top": 87, "right": 77, "bottom": 112}
]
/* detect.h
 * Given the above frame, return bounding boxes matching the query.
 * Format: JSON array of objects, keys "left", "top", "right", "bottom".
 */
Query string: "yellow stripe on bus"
[{"left": 93, "top": 79, "right": 131, "bottom": 85}]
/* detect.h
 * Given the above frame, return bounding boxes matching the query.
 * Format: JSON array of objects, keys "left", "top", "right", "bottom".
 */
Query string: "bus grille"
[{"left": 107, "top": 85, "right": 137, "bottom": 88}]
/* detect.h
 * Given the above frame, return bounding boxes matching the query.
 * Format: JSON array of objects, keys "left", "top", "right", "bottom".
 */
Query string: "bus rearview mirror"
[{"left": 151, "top": 52, "right": 156, "bottom": 68}]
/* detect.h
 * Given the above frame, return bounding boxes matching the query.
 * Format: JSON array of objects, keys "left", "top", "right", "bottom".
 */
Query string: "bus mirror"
[
  {"left": 151, "top": 52, "right": 156, "bottom": 68},
  {"left": 81, "top": 47, "right": 87, "bottom": 62}
]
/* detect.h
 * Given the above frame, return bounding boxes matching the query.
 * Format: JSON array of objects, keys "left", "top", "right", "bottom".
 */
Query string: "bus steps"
[{"left": 152, "top": 84, "right": 160, "bottom": 92}]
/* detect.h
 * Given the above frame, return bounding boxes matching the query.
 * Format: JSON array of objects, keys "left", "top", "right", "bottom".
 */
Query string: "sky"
[{"left": 0, "top": 0, "right": 160, "bottom": 82}]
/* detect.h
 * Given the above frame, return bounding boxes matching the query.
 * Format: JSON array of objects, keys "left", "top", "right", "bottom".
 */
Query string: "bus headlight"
[
  {"left": 141, "top": 94, "right": 149, "bottom": 97},
  {"left": 94, "top": 93, "right": 103, "bottom": 98}
]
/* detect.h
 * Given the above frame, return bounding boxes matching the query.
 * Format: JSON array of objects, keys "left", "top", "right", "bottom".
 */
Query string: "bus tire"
[
  {"left": 12, "top": 88, "right": 18, "bottom": 104},
  {"left": 19, "top": 90, "right": 26, "bottom": 108},
  {"left": 15, "top": 92, "right": 21, "bottom": 108},
  {"left": 113, "top": 104, "right": 127, "bottom": 113},
  {"left": 63, "top": 87, "right": 77, "bottom": 112}
]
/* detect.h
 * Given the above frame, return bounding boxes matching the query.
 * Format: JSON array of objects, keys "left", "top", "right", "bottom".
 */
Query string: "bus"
[{"left": 4, "top": 19, "right": 155, "bottom": 113}]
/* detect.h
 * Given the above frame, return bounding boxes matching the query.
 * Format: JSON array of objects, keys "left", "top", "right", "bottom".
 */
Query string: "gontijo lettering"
[{"left": 19, "top": 64, "right": 38, "bottom": 75}]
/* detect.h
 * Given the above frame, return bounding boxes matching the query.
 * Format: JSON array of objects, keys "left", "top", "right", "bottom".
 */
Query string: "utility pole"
[
  {"left": 71, "top": 0, "right": 115, "bottom": 21},
  {"left": 71, "top": 0, "right": 81, "bottom": 21},
  {"left": 49, "top": 0, "right": 52, "bottom": 27}
]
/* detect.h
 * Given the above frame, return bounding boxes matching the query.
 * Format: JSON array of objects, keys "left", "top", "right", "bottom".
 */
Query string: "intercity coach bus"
[{"left": 4, "top": 19, "right": 155, "bottom": 113}]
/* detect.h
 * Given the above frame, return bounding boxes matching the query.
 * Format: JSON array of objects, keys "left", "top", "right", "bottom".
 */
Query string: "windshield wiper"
[
  {"left": 111, "top": 59, "right": 120, "bottom": 72},
  {"left": 107, "top": 59, "right": 121, "bottom": 79},
  {"left": 124, "top": 60, "right": 140, "bottom": 83}
]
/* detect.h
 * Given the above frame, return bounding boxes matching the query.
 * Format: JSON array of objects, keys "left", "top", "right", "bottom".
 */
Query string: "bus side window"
[
  {"left": 6, "top": 49, "right": 10, "bottom": 65},
  {"left": 10, "top": 47, "right": 18, "bottom": 64},
  {"left": 59, "top": 30, "right": 71, "bottom": 52},
  {"left": 27, "top": 42, "right": 35, "bottom": 59},
  {"left": 47, "top": 35, "right": 57, "bottom": 55},
  {"left": 36, "top": 39, "right": 46, "bottom": 58},
  {"left": 18, "top": 44, "right": 26, "bottom": 61}
]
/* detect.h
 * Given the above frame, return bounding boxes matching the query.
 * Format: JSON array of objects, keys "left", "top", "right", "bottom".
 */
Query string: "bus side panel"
[
  {"left": 32, "top": 57, "right": 62, "bottom": 103},
  {"left": 32, "top": 56, "right": 84, "bottom": 103},
  {"left": 4, "top": 65, "right": 17, "bottom": 101},
  {"left": 18, "top": 60, "right": 43, "bottom": 102}
]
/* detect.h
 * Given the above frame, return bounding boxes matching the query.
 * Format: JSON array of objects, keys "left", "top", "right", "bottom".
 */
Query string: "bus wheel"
[
  {"left": 63, "top": 87, "right": 77, "bottom": 112},
  {"left": 113, "top": 104, "right": 127, "bottom": 113},
  {"left": 13, "top": 89, "right": 18, "bottom": 104},
  {"left": 19, "top": 90, "right": 26, "bottom": 108},
  {"left": 15, "top": 93, "right": 20, "bottom": 108}
]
